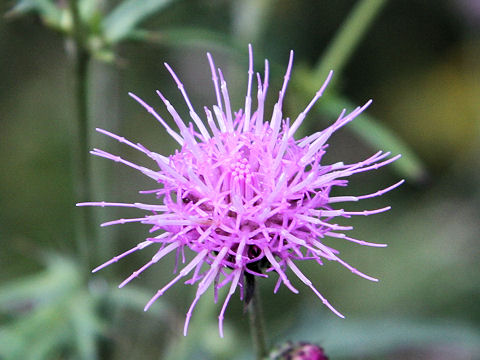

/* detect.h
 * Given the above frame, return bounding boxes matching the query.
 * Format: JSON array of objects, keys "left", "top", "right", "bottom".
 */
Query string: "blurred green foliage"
[
  {"left": 1, "top": 0, "right": 479, "bottom": 359},
  {"left": 0, "top": 255, "right": 103, "bottom": 359}
]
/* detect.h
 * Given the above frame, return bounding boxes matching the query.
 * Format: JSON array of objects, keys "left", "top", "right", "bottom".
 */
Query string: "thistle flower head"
[
  {"left": 269, "top": 342, "right": 329, "bottom": 360},
  {"left": 78, "top": 45, "right": 402, "bottom": 337}
]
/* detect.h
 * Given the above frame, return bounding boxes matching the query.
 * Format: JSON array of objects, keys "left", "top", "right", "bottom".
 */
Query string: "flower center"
[{"left": 230, "top": 158, "right": 252, "bottom": 183}]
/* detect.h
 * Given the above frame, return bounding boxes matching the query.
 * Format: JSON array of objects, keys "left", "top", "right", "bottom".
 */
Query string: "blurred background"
[{"left": 0, "top": 0, "right": 479, "bottom": 359}]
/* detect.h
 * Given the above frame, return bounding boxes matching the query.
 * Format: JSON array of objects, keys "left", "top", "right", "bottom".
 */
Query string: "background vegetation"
[{"left": 1, "top": 0, "right": 479, "bottom": 359}]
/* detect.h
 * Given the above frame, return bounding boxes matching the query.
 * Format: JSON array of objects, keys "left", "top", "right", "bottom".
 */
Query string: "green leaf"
[
  {"left": 102, "top": 0, "right": 179, "bottom": 44},
  {"left": 70, "top": 294, "right": 102, "bottom": 360},
  {"left": 231, "top": 0, "right": 275, "bottom": 43},
  {"left": 79, "top": 0, "right": 99, "bottom": 24},
  {"left": 290, "top": 59, "right": 427, "bottom": 182},
  {"left": 0, "top": 256, "right": 80, "bottom": 311},
  {"left": 163, "top": 287, "right": 241, "bottom": 360},
  {"left": 0, "top": 255, "right": 105, "bottom": 360},
  {"left": 7, "top": 0, "right": 64, "bottom": 30},
  {"left": 320, "top": 95, "right": 427, "bottom": 182},
  {"left": 24, "top": 320, "right": 70, "bottom": 360},
  {"left": 128, "top": 27, "right": 239, "bottom": 53},
  {"left": 6, "top": 0, "right": 37, "bottom": 15},
  {"left": 0, "top": 297, "right": 70, "bottom": 359},
  {"left": 313, "top": 0, "right": 388, "bottom": 84},
  {"left": 0, "top": 326, "right": 24, "bottom": 358},
  {"left": 107, "top": 285, "right": 170, "bottom": 318}
]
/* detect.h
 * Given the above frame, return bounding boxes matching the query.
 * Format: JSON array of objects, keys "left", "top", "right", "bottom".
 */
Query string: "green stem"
[
  {"left": 314, "top": 0, "right": 388, "bottom": 81},
  {"left": 69, "top": 0, "right": 93, "bottom": 269},
  {"left": 232, "top": 0, "right": 274, "bottom": 44},
  {"left": 248, "top": 280, "right": 267, "bottom": 360}
]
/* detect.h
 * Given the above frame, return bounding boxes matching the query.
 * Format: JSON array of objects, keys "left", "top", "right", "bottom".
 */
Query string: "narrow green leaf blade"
[
  {"left": 0, "top": 298, "right": 69, "bottom": 359},
  {"left": 6, "top": 0, "right": 63, "bottom": 28},
  {"left": 128, "top": 28, "right": 238, "bottom": 53},
  {"left": 107, "top": 285, "right": 169, "bottom": 318},
  {"left": 320, "top": 95, "right": 427, "bottom": 182},
  {"left": 102, "top": 0, "right": 179, "bottom": 44},
  {"left": 0, "top": 256, "right": 80, "bottom": 311},
  {"left": 24, "top": 321, "right": 70, "bottom": 360},
  {"left": 6, "top": 0, "right": 37, "bottom": 16},
  {"left": 70, "top": 295, "right": 102, "bottom": 360},
  {"left": 313, "top": 0, "right": 387, "bottom": 84}
]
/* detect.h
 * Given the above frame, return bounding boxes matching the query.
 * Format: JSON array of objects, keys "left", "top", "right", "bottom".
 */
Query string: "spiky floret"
[{"left": 78, "top": 45, "right": 403, "bottom": 337}]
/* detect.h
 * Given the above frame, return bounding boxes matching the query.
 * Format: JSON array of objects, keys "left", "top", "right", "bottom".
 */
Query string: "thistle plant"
[
  {"left": 78, "top": 45, "right": 403, "bottom": 342},
  {"left": 16, "top": 0, "right": 480, "bottom": 359}
]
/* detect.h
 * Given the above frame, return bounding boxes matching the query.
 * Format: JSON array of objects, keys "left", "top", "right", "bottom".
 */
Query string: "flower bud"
[{"left": 269, "top": 341, "right": 328, "bottom": 360}]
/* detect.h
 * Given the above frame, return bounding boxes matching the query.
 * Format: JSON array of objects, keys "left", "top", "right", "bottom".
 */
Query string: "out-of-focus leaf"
[
  {"left": 0, "top": 295, "right": 69, "bottom": 359},
  {"left": 231, "top": 0, "right": 274, "bottom": 43},
  {"left": 163, "top": 287, "right": 240, "bottom": 360},
  {"left": 128, "top": 28, "right": 241, "bottom": 54},
  {"left": 313, "top": 0, "right": 387, "bottom": 84},
  {"left": 291, "top": 64, "right": 426, "bottom": 182},
  {"left": 24, "top": 320, "right": 70, "bottom": 360},
  {"left": 6, "top": 0, "right": 37, "bottom": 15},
  {"left": 107, "top": 285, "right": 170, "bottom": 318},
  {"left": 0, "top": 254, "right": 104, "bottom": 360},
  {"left": 319, "top": 95, "right": 427, "bottom": 182},
  {"left": 7, "top": 0, "right": 65, "bottom": 31},
  {"left": 7, "top": 0, "right": 55, "bottom": 17},
  {"left": 90, "top": 46, "right": 116, "bottom": 63},
  {"left": 0, "top": 255, "right": 80, "bottom": 311},
  {"left": 70, "top": 295, "right": 102, "bottom": 360},
  {"left": 79, "top": 0, "right": 99, "bottom": 25},
  {"left": 163, "top": 292, "right": 217, "bottom": 360},
  {"left": 102, "top": 0, "right": 179, "bottom": 44}
]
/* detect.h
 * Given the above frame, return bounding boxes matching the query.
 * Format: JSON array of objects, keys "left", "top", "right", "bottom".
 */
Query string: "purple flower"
[
  {"left": 78, "top": 45, "right": 402, "bottom": 337},
  {"left": 269, "top": 342, "right": 329, "bottom": 360}
]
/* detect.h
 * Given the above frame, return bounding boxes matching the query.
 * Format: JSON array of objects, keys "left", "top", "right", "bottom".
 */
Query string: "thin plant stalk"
[
  {"left": 314, "top": 0, "right": 388, "bottom": 81},
  {"left": 69, "top": 0, "right": 94, "bottom": 269},
  {"left": 248, "top": 280, "right": 268, "bottom": 360}
]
